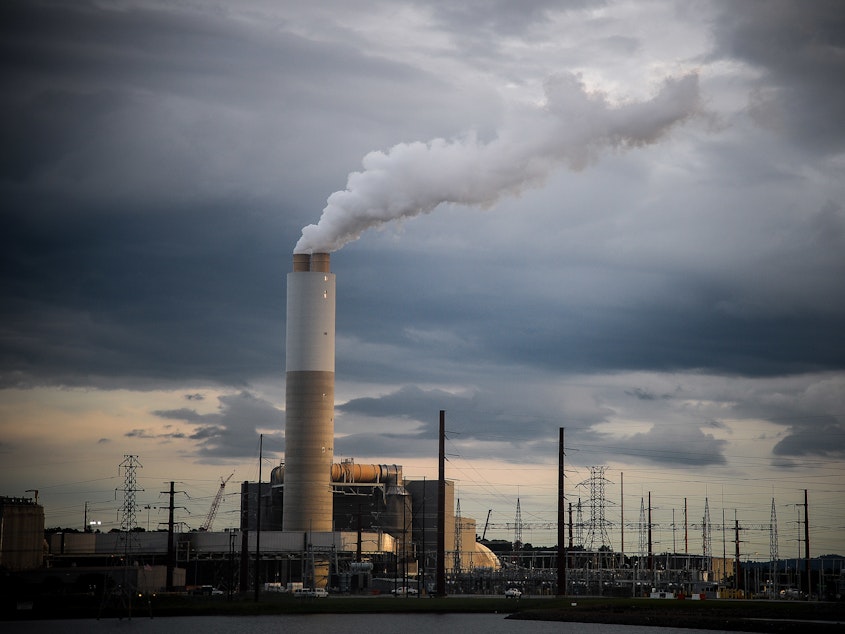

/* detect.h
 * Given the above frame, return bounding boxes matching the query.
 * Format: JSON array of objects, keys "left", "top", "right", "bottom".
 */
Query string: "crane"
[
  {"left": 481, "top": 509, "right": 492, "bottom": 541},
  {"left": 200, "top": 473, "right": 234, "bottom": 531}
]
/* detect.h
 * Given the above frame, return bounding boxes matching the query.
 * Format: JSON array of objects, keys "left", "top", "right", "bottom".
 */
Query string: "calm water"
[{"left": 2, "top": 613, "right": 730, "bottom": 633}]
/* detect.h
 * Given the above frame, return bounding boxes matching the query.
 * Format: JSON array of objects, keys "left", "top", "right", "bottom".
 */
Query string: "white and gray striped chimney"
[{"left": 283, "top": 252, "right": 335, "bottom": 531}]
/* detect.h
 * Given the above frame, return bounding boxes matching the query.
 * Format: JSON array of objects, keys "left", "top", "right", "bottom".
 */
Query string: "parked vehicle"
[
  {"left": 504, "top": 587, "right": 522, "bottom": 598},
  {"left": 294, "top": 587, "right": 329, "bottom": 598},
  {"left": 391, "top": 586, "right": 419, "bottom": 596}
]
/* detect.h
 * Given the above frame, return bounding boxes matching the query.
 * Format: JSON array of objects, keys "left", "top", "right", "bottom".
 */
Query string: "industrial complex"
[{"left": 2, "top": 252, "right": 841, "bottom": 605}]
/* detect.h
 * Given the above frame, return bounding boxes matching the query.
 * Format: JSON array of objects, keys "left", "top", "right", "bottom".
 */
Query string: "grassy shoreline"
[
  {"left": 508, "top": 597, "right": 844, "bottom": 633},
  {"left": 4, "top": 594, "right": 844, "bottom": 632}
]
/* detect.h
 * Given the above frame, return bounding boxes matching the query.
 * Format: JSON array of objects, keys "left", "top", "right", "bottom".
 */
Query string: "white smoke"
[{"left": 295, "top": 72, "right": 700, "bottom": 254}]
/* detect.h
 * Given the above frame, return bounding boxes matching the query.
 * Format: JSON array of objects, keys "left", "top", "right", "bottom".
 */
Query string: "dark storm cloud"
[
  {"left": 625, "top": 388, "right": 661, "bottom": 401},
  {"left": 337, "top": 246, "right": 845, "bottom": 384},
  {"left": 334, "top": 379, "right": 733, "bottom": 467},
  {"left": 427, "top": 0, "right": 605, "bottom": 35},
  {"left": 604, "top": 423, "right": 727, "bottom": 466},
  {"left": 336, "top": 432, "right": 433, "bottom": 460},
  {"left": 0, "top": 202, "right": 290, "bottom": 389},
  {"left": 772, "top": 419, "right": 845, "bottom": 458},
  {"left": 0, "top": 0, "right": 485, "bottom": 391},
  {"left": 125, "top": 427, "right": 186, "bottom": 440},
  {"left": 338, "top": 386, "right": 487, "bottom": 440},
  {"left": 0, "top": 0, "right": 437, "bottom": 208},
  {"left": 336, "top": 383, "right": 612, "bottom": 464},
  {"left": 150, "top": 391, "right": 284, "bottom": 459},
  {"left": 0, "top": 1, "right": 305, "bottom": 389},
  {"left": 0, "top": 0, "right": 465, "bottom": 187},
  {"left": 338, "top": 385, "right": 550, "bottom": 442},
  {"left": 1, "top": 1, "right": 843, "bottom": 431},
  {"left": 710, "top": 0, "right": 845, "bottom": 153},
  {"left": 153, "top": 408, "right": 209, "bottom": 424}
]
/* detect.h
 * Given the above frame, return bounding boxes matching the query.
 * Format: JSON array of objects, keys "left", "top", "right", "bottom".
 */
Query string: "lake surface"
[{"left": 2, "top": 613, "right": 731, "bottom": 633}]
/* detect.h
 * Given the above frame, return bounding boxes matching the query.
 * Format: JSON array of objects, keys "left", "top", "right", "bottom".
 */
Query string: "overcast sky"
[{"left": 2, "top": 0, "right": 844, "bottom": 556}]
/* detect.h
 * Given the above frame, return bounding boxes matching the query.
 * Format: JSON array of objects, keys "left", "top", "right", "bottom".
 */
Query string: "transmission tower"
[
  {"left": 578, "top": 466, "right": 612, "bottom": 550},
  {"left": 769, "top": 497, "right": 779, "bottom": 596},
  {"left": 118, "top": 454, "right": 143, "bottom": 532},
  {"left": 575, "top": 498, "right": 584, "bottom": 547},
  {"left": 638, "top": 497, "right": 647, "bottom": 557},
  {"left": 702, "top": 497, "right": 712, "bottom": 562},
  {"left": 102, "top": 454, "right": 150, "bottom": 619},
  {"left": 514, "top": 498, "right": 523, "bottom": 551},
  {"left": 454, "top": 498, "right": 462, "bottom": 573},
  {"left": 769, "top": 497, "right": 779, "bottom": 562}
]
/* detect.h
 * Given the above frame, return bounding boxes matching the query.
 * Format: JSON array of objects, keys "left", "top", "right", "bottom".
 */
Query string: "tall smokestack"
[{"left": 284, "top": 252, "right": 335, "bottom": 531}]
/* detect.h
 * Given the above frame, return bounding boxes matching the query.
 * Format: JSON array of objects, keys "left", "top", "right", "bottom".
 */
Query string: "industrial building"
[
  {"left": 0, "top": 496, "right": 45, "bottom": 572},
  {"left": 36, "top": 471, "right": 494, "bottom": 596}
]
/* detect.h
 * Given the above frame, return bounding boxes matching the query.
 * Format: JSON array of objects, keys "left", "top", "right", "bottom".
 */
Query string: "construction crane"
[
  {"left": 481, "top": 509, "right": 492, "bottom": 541},
  {"left": 200, "top": 473, "right": 234, "bottom": 531}
]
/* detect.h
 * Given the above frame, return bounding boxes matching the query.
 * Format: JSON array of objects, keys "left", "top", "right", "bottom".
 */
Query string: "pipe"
[{"left": 272, "top": 462, "right": 402, "bottom": 486}]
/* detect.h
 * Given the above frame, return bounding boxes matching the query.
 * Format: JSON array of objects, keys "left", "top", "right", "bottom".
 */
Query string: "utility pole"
[
  {"left": 722, "top": 508, "right": 727, "bottom": 586},
  {"left": 734, "top": 514, "right": 741, "bottom": 594},
  {"left": 254, "top": 434, "right": 263, "bottom": 602},
  {"left": 356, "top": 504, "right": 363, "bottom": 562},
  {"left": 420, "top": 477, "right": 426, "bottom": 596},
  {"left": 156, "top": 482, "right": 187, "bottom": 593},
  {"left": 647, "top": 492, "right": 653, "bottom": 572},
  {"left": 164, "top": 481, "right": 176, "bottom": 591},
  {"left": 804, "top": 489, "right": 811, "bottom": 599},
  {"left": 620, "top": 472, "right": 624, "bottom": 560},
  {"left": 436, "top": 410, "right": 446, "bottom": 597},
  {"left": 672, "top": 508, "right": 677, "bottom": 553},
  {"left": 240, "top": 481, "right": 250, "bottom": 594},
  {"left": 557, "top": 427, "right": 566, "bottom": 596}
]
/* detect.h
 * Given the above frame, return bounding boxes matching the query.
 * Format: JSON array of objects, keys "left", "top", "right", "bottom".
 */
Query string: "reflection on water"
[{"left": 2, "top": 613, "right": 731, "bottom": 634}]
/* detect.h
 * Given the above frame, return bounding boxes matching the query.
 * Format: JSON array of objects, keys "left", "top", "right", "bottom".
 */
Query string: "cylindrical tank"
[
  {"left": 331, "top": 462, "right": 385, "bottom": 483},
  {"left": 283, "top": 252, "right": 335, "bottom": 532},
  {"left": 273, "top": 462, "right": 402, "bottom": 486}
]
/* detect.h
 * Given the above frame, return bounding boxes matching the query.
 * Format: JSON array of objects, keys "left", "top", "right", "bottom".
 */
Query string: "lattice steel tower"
[
  {"left": 575, "top": 498, "right": 584, "bottom": 547},
  {"left": 702, "top": 497, "right": 712, "bottom": 562},
  {"left": 103, "top": 454, "right": 150, "bottom": 619},
  {"left": 454, "top": 498, "right": 462, "bottom": 573},
  {"left": 769, "top": 497, "right": 779, "bottom": 562},
  {"left": 118, "top": 454, "right": 143, "bottom": 532},
  {"left": 638, "top": 497, "right": 647, "bottom": 557},
  {"left": 579, "top": 466, "right": 612, "bottom": 550}
]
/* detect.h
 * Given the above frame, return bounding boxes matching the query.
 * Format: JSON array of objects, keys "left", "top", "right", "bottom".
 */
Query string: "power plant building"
[{"left": 275, "top": 251, "right": 499, "bottom": 582}]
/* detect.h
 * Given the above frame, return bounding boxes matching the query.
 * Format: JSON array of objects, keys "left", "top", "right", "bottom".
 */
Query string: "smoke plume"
[{"left": 295, "top": 72, "right": 700, "bottom": 254}]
